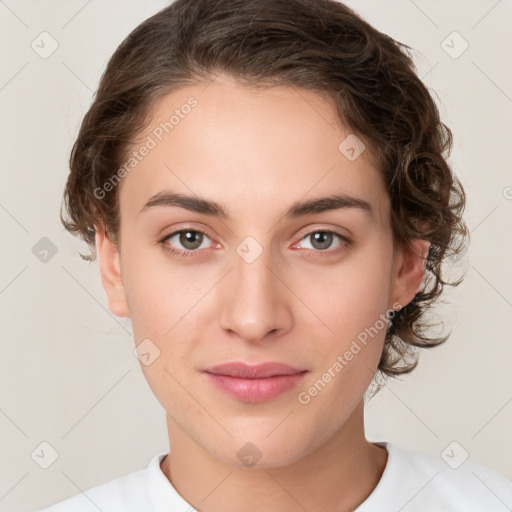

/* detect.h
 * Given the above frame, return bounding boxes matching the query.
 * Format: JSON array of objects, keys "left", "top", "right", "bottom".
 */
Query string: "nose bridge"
[{"left": 219, "top": 240, "right": 292, "bottom": 341}]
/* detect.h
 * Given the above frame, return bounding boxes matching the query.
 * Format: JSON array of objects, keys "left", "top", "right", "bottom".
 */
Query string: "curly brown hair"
[{"left": 61, "top": 0, "right": 468, "bottom": 378}]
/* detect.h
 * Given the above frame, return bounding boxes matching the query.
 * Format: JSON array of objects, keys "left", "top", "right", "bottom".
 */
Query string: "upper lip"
[{"left": 204, "top": 362, "right": 307, "bottom": 379}]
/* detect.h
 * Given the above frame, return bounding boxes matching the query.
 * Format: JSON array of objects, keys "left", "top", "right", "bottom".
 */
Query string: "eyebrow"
[{"left": 139, "top": 191, "right": 373, "bottom": 219}]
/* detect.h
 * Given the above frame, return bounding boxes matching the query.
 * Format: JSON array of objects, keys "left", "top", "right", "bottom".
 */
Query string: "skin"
[{"left": 95, "top": 75, "right": 429, "bottom": 511}]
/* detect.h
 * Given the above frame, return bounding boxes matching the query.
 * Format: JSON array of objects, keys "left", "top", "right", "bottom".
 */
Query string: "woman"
[{"left": 42, "top": 0, "right": 512, "bottom": 510}]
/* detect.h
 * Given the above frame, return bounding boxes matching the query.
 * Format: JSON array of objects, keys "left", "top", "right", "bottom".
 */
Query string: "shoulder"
[
  {"left": 358, "top": 442, "right": 512, "bottom": 512},
  {"left": 38, "top": 452, "right": 170, "bottom": 512}
]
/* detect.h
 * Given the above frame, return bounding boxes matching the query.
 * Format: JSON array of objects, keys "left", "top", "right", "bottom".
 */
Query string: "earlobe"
[
  {"left": 390, "top": 239, "right": 430, "bottom": 310},
  {"left": 95, "top": 225, "right": 130, "bottom": 318}
]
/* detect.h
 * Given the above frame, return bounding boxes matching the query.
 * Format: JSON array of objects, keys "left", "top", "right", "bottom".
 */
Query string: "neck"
[{"left": 160, "top": 401, "right": 388, "bottom": 512}]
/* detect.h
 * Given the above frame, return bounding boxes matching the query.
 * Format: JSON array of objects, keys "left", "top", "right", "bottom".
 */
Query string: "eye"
[
  {"left": 159, "top": 227, "right": 350, "bottom": 259},
  {"left": 160, "top": 228, "right": 214, "bottom": 257},
  {"left": 295, "top": 230, "right": 349, "bottom": 253}
]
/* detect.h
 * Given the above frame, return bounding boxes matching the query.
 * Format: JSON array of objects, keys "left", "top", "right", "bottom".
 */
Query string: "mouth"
[{"left": 203, "top": 361, "right": 309, "bottom": 403}]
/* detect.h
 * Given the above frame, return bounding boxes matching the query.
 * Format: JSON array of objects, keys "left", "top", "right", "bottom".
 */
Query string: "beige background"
[{"left": 1, "top": 1, "right": 511, "bottom": 510}]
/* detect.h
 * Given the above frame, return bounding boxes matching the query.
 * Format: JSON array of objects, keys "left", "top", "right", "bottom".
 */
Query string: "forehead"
[{"left": 118, "top": 76, "right": 389, "bottom": 225}]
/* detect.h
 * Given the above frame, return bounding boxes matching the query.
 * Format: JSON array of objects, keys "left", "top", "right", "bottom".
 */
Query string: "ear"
[
  {"left": 389, "top": 238, "right": 430, "bottom": 310},
  {"left": 95, "top": 225, "right": 130, "bottom": 318}
]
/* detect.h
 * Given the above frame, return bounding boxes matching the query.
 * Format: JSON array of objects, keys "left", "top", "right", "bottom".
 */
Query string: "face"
[{"left": 96, "top": 76, "right": 427, "bottom": 468}]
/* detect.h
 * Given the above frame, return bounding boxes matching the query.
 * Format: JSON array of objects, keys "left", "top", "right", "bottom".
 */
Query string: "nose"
[{"left": 219, "top": 244, "right": 293, "bottom": 343}]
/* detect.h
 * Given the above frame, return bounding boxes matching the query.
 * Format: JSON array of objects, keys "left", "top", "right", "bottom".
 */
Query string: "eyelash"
[{"left": 159, "top": 227, "right": 351, "bottom": 259}]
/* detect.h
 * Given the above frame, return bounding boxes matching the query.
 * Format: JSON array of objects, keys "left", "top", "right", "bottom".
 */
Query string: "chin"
[{"left": 202, "top": 425, "right": 318, "bottom": 470}]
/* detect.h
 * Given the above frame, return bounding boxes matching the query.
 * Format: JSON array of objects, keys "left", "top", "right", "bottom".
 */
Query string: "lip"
[{"left": 203, "top": 362, "right": 308, "bottom": 403}]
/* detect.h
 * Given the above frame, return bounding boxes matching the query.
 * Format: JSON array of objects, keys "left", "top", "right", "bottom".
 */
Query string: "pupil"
[
  {"left": 312, "top": 232, "right": 332, "bottom": 250},
  {"left": 180, "top": 231, "right": 202, "bottom": 250}
]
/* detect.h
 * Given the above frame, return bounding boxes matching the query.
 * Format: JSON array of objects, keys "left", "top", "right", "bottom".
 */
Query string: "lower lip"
[{"left": 204, "top": 372, "right": 308, "bottom": 403}]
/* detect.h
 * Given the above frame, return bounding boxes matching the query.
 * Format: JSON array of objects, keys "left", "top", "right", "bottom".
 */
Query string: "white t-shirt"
[{"left": 39, "top": 442, "right": 512, "bottom": 511}]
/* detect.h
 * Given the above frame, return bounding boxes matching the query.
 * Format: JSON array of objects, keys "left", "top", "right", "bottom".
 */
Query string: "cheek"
[
  {"left": 121, "top": 242, "right": 203, "bottom": 335},
  {"left": 294, "top": 253, "right": 393, "bottom": 420},
  {"left": 303, "top": 244, "right": 393, "bottom": 344},
  {"left": 123, "top": 257, "right": 201, "bottom": 409}
]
